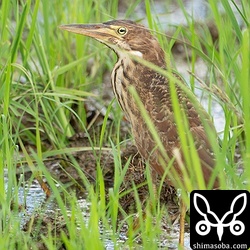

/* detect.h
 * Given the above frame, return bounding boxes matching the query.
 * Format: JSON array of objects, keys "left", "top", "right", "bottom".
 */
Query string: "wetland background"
[{"left": 0, "top": 0, "right": 250, "bottom": 249}]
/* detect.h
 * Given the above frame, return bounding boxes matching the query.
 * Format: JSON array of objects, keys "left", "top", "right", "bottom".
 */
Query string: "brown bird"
[{"left": 60, "top": 20, "right": 220, "bottom": 245}]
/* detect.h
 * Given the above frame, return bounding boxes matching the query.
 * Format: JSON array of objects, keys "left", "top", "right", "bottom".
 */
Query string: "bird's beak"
[{"left": 59, "top": 23, "right": 119, "bottom": 42}]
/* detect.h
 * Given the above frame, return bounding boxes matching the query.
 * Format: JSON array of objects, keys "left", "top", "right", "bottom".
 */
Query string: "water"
[
  {"left": 17, "top": 181, "right": 47, "bottom": 227},
  {"left": 75, "top": 196, "right": 191, "bottom": 249},
  {"left": 10, "top": 1, "right": 232, "bottom": 248}
]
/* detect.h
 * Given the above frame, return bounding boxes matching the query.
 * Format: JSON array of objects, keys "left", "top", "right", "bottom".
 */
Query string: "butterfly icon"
[{"left": 193, "top": 193, "right": 247, "bottom": 241}]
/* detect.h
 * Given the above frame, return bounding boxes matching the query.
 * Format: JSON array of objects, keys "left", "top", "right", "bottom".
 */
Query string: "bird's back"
[
  {"left": 60, "top": 19, "right": 220, "bottom": 188},
  {"left": 113, "top": 56, "right": 219, "bottom": 188}
]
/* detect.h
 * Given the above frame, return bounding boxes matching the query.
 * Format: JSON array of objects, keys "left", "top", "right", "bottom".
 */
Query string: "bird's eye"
[{"left": 117, "top": 27, "right": 127, "bottom": 35}]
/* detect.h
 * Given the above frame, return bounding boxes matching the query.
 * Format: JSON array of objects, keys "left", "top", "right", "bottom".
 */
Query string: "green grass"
[{"left": 1, "top": 0, "right": 250, "bottom": 249}]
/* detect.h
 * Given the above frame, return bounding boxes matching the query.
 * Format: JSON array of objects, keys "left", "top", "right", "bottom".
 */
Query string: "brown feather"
[{"left": 60, "top": 19, "right": 220, "bottom": 189}]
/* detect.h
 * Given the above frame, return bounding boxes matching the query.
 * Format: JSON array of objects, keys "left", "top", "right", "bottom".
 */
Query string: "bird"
[{"left": 60, "top": 19, "right": 220, "bottom": 246}]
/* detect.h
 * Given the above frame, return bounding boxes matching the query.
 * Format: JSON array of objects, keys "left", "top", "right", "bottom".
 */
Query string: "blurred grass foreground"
[{"left": 0, "top": 0, "right": 250, "bottom": 249}]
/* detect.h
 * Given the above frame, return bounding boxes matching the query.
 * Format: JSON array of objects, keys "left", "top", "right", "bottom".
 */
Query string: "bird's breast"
[{"left": 111, "top": 57, "right": 139, "bottom": 120}]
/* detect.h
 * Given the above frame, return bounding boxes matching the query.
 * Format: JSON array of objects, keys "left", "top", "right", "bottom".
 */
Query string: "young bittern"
[{"left": 60, "top": 20, "right": 220, "bottom": 246}]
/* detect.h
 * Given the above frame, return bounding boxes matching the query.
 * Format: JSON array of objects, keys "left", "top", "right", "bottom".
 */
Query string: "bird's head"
[{"left": 60, "top": 20, "right": 165, "bottom": 67}]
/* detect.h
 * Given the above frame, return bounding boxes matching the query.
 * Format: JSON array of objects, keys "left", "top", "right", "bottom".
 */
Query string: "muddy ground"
[
  {"left": 14, "top": 2, "right": 227, "bottom": 248},
  {"left": 19, "top": 78, "right": 181, "bottom": 249}
]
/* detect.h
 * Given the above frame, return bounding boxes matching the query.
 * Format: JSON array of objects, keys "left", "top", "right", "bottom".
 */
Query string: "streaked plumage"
[{"left": 60, "top": 20, "right": 219, "bottom": 189}]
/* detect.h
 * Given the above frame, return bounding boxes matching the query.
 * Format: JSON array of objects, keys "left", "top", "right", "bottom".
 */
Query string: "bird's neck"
[{"left": 111, "top": 48, "right": 166, "bottom": 121}]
